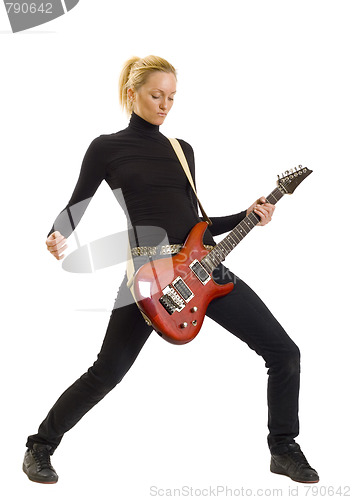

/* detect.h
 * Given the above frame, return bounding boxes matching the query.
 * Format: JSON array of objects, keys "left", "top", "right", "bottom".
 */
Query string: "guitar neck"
[{"left": 201, "top": 186, "right": 285, "bottom": 273}]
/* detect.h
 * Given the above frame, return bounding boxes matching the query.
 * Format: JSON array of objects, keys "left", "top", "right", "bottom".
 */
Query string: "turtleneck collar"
[{"left": 128, "top": 112, "right": 160, "bottom": 134}]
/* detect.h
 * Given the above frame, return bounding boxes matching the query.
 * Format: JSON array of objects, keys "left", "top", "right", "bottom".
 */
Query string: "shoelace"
[
  {"left": 288, "top": 448, "right": 312, "bottom": 468},
  {"left": 32, "top": 446, "right": 54, "bottom": 471}
]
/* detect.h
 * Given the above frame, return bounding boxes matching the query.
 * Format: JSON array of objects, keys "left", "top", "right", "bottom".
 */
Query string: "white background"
[{"left": 1, "top": 1, "right": 351, "bottom": 498}]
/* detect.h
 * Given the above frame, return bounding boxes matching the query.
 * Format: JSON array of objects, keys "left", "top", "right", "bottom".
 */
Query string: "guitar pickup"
[
  {"left": 172, "top": 277, "right": 194, "bottom": 302},
  {"left": 189, "top": 260, "right": 211, "bottom": 284}
]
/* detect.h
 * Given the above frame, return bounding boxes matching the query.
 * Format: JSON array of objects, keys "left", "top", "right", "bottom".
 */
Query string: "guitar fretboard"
[{"left": 201, "top": 186, "right": 284, "bottom": 273}]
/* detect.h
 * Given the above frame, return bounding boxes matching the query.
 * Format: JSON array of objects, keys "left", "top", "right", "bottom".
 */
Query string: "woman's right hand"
[{"left": 46, "top": 231, "right": 68, "bottom": 260}]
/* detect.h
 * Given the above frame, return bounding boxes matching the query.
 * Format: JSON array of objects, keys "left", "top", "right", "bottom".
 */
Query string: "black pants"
[{"left": 26, "top": 264, "right": 300, "bottom": 454}]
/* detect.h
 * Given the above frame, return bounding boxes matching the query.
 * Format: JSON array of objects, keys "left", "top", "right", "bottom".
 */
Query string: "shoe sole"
[
  {"left": 22, "top": 463, "right": 58, "bottom": 484},
  {"left": 270, "top": 461, "right": 319, "bottom": 483}
]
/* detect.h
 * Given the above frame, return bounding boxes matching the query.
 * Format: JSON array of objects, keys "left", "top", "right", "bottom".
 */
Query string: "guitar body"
[{"left": 133, "top": 222, "right": 234, "bottom": 345}]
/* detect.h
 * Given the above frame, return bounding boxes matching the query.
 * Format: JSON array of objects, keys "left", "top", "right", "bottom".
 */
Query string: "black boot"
[
  {"left": 23, "top": 443, "right": 58, "bottom": 484},
  {"left": 270, "top": 443, "right": 319, "bottom": 483}
]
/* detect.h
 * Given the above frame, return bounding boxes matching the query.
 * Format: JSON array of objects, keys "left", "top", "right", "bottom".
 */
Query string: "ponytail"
[{"left": 118, "top": 56, "right": 140, "bottom": 114}]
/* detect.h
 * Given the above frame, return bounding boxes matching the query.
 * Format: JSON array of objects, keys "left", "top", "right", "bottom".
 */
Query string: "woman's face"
[{"left": 129, "top": 71, "right": 177, "bottom": 126}]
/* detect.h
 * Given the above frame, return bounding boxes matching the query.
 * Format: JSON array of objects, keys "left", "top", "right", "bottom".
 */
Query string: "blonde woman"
[{"left": 23, "top": 55, "right": 318, "bottom": 484}]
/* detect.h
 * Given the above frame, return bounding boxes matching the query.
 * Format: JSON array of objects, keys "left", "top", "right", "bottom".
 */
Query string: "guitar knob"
[
  {"left": 180, "top": 322, "right": 188, "bottom": 329},
  {"left": 191, "top": 307, "right": 198, "bottom": 313},
  {"left": 192, "top": 320, "right": 197, "bottom": 326}
]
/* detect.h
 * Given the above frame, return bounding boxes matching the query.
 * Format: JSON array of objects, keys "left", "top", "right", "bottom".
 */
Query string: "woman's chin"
[{"left": 154, "top": 114, "right": 167, "bottom": 125}]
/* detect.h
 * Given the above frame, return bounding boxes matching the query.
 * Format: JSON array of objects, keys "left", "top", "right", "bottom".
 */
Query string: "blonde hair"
[{"left": 119, "top": 55, "right": 177, "bottom": 115}]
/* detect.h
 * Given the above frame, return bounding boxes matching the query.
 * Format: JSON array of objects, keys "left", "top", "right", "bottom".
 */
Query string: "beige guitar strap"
[
  {"left": 168, "top": 138, "right": 212, "bottom": 226},
  {"left": 126, "top": 137, "right": 211, "bottom": 324}
]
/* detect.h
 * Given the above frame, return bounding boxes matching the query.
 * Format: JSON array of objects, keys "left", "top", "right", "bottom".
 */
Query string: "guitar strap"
[
  {"left": 126, "top": 138, "right": 211, "bottom": 324},
  {"left": 168, "top": 138, "right": 212, "bottom": 226}
]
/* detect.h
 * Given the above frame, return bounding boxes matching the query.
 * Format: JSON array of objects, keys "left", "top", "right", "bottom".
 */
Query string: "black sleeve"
[
  {"left": 178, "top": 139, "right": 247, "bottom": 237},
  {"left": 47, "top": 136, "right": 107, "bottom": 239}
]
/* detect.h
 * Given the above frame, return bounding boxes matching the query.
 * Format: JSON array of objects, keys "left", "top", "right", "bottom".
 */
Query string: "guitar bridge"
[{"left": 159, "top": 285, "right": 185, "bottom": 315}]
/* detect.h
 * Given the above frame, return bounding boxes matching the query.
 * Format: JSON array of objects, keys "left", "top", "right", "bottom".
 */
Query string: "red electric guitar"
[{"left": 133, "top": 166, "right": 312, "bottom": 345}]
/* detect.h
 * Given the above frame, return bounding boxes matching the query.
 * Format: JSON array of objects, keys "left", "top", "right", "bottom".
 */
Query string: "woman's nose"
[{"left": 159, "top": 99, "right": 167, "bottom": 110}]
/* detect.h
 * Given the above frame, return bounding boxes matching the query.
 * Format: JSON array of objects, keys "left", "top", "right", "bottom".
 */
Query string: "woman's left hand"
[{"left": 246, "top": 196, "right": 275, "bottom": 226}]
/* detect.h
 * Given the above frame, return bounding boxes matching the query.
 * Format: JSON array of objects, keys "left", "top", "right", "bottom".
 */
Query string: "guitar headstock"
[{"left": 277, "top": 165, "right": 313, "bottom": 194}]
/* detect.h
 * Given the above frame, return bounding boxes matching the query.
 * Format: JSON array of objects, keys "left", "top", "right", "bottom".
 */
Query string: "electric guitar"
[{"left": 133, "top": 166, "right": 312, "bottom": 345}]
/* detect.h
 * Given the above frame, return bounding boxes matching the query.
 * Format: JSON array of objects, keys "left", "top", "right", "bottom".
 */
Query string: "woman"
[{"left": 23, "top": 55, "right": 318, "bottom": 484}]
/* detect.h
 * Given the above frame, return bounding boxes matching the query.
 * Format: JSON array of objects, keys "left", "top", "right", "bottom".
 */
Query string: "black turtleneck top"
[{"left": 47, "top": 112, "right": 246, "bottom": 247}]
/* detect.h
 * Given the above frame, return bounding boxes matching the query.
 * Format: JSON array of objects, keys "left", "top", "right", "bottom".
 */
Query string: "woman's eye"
[{"left": 152, "top": 95, "right": 160, "bottom": 99}]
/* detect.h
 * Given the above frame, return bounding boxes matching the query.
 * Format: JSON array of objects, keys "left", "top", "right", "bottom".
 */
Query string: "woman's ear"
[{"left": 127, "top": 88, "right": 135, "bottom": 103}]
